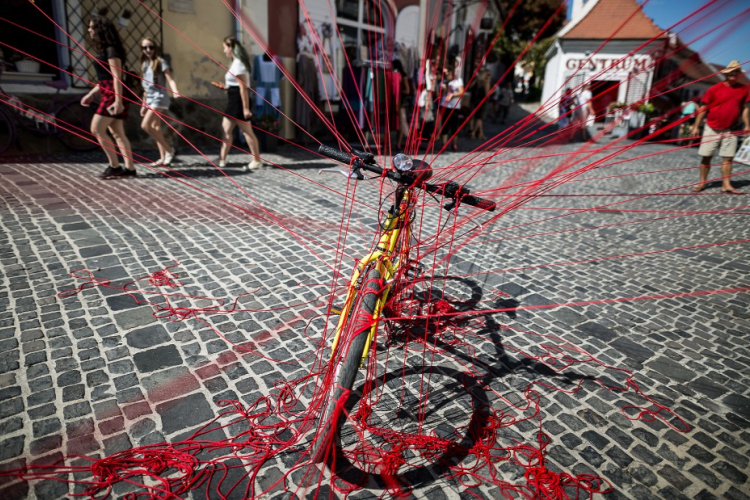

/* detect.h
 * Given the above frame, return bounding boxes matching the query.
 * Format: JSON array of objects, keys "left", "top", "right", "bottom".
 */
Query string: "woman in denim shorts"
[{"left": 140, "top": 37, "right": 181, "bottom": 167}]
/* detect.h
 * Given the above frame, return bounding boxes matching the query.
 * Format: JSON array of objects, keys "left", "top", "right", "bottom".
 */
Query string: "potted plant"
[
  {"left": 252, "top": 114, "right": 281, "bottom": 152},
  {"left": 8, "top": 51, "right": 40, "bottom": 73},
  {"left": 628, "top": 101, "right": 654, "bottom": 136}
]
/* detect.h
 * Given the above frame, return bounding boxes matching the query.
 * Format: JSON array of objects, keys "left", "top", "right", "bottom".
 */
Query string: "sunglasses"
[{"left": 142, "top": 45, "right": 155, "bottom": 51}]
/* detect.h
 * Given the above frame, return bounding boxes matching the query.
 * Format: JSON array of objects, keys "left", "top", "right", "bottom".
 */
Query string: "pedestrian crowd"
[
  {"left": 82, "top": 13, "right": 264, "bottom": 180},
  {"left": 81, "top": 12, "right": 748, "bottom": 194},
  {"left": 82, "top": 13, "right": 528, "bottom": 180}
]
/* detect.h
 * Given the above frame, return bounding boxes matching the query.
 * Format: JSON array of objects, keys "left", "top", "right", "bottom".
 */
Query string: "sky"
[
  {"left": 569, "top": 0, "right": 750, "bottom": 68},
  {"left": 641, "top": 0, "right": 750, "bottom": 67}
]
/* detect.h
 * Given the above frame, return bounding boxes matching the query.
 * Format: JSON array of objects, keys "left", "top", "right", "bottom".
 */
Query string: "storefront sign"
[{"left": 566, "top": 56, "right": 651, "bottom": 72}]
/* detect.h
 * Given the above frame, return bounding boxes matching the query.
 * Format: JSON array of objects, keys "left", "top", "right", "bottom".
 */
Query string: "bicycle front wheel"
[
  {"left": 0, "top": 107, "right": 16, "bottom": 155},
  {"left": 310, "top": 267, "right": 383, "bottom": 464},
  {"left": 55, "top": 101, "right": 96, "bottom": 151}
]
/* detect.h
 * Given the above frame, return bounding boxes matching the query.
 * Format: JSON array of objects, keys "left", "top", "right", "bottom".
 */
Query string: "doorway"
[{"left": 590, "top": 80, "right": 620, "bottom": 121}]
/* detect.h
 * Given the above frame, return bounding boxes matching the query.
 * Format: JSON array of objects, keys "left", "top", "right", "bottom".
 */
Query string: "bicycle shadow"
[{"left": 323, "top": 276, "right": 585, "bottom": 493}]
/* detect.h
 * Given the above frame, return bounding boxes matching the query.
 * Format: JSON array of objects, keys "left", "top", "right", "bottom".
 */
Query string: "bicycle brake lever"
[{"left": 318, "top": 168, "right": 359, "bottom": 179}]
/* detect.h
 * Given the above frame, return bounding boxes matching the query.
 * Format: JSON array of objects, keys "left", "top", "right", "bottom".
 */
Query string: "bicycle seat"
[{"left": 45, "top": 80, "right": 69, "bottom": 91}]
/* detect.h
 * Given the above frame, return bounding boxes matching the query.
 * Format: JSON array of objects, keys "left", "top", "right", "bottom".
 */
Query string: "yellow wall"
[{"left": 162, "top": 4, "right": 235, "bottom": 98}]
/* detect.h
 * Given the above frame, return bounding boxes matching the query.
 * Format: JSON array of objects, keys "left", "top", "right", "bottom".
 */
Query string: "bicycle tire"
[
  {"left": 55, "top": 100, "right": 97, "bottom": 151},
  {"left": 310, "top": 267, "right": 383, "bottom": 464},
  {"left": 0, "top": 107, "right": 15, "bottom": 155}
]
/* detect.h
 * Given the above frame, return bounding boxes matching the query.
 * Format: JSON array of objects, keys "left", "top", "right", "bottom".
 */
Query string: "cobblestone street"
[{"left": 1, "top": 137, "right": 749, "bottom": 500}]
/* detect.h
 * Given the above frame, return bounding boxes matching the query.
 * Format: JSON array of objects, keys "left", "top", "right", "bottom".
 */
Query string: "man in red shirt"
[{"left": 691, "top": 61, "right": 750, "bottom": 194}]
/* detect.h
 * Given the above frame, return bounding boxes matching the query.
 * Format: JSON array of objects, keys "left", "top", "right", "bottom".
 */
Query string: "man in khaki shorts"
[{"left": 691, "top": 61, "right": 750, "bottom": 194}]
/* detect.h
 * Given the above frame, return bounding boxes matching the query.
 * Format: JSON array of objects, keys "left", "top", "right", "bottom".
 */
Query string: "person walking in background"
[
  {"left": 416, "top": 58, "right": 436, "bottom": 147},
  {"left": 558, "top": 88, "right": 576, "bottom": 129},
  {"left": 80, "top": 13, "right": 136, "bottom": 179},
  {"left": 211, "top": 36, "right": 262, "bottom": 171},
  {"left": 691, "top": 60, "right": 750, "bottom": 194},
  {"left": 393, "top": 59, "right": 413, "bottom": 150},
  {"left": 495, "top": 81, "right": 513, "bottom": 124},
  {"left": 675, "top": 96, "right": 698, "bottom": 144},
  {"left": 139, "top": 37, "right": 180, "bottom": 167},
  {"left": 578, "top": 83, "right": 595, "bottom": 125},
  {"left": 468, "top": 65, "right": 491, "bottom": 140},
  {"left": 438, "top": 66, "right": 463, "bottom": 151}
]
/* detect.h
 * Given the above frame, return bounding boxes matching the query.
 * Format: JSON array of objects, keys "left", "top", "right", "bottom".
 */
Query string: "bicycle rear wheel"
[
  {"left": 310, "top": 267, "right": 382, "bottom": 464},
  {"left": 55, "top": 101, "right": 96, "bottom": 151},
  {"left": 0, "top": 107, "right": 16, "bottom": 155}
]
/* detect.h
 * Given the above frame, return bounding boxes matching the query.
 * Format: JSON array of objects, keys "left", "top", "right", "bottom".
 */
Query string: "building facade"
[
  {"left": 541, "top": 0, "right": 668, "bottom": 121},
  {"left": 540, "top": 0, "right": 729, "bottom": 122},
  {"left": 2, "top": 0, "right": 498, "bottom": 140}
]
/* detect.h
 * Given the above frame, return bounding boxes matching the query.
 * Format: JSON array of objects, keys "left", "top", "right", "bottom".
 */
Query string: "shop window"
[
  {"left": 337, "top": 0, "right": 391, "bottom": 64},
  {"left": 1, "top": 0, "right": 60, "bottom": 81}
]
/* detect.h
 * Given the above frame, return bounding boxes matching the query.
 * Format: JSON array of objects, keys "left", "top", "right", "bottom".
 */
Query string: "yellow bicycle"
[{"left": 310, "top": 145, "right": 495, "bottom": 463}]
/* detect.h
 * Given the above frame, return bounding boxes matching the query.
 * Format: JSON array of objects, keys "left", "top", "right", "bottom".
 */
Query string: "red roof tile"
[{"left": 562, "top": 0, "right": 666, "bottom": 40}]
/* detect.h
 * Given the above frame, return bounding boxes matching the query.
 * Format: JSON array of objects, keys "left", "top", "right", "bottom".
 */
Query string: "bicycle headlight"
[{"left": 392, "top": 153, "right": 414, "bottom": 172}]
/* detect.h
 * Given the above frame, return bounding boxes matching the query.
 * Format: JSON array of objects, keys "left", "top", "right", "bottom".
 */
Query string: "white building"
[{"left": 541, "top": 0, "right": 668, "bottom": 120}]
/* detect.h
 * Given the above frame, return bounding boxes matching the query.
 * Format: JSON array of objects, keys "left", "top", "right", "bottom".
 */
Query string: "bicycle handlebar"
[
  {"left": 319, "top": 145, "right": 357, "bottom": 166},
  {"left": 318, "top": 145, "right": 496, "bottom": 212}
]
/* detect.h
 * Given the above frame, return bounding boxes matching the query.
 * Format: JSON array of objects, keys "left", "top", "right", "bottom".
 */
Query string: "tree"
[{"left": 491, "top": 0, "right": 566, "bottom": 85}]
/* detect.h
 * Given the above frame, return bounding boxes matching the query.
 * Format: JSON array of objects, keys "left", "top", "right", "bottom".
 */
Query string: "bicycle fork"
[{"left": 328, "top": 193, "right": 411, "bottom": 365}]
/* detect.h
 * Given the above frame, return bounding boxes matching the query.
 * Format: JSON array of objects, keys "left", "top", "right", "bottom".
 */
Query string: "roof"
[
  {"left": 671, "top": 45, "right": 723, "bottom": 86},
  {"left": 561, "top": 0, "right": 667, "bottom": 40}
]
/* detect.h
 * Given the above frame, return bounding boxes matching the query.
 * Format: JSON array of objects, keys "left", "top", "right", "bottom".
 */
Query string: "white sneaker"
[
  {"left": 246, "top": 159, "right": 263, "bottom": 170},
  {"left": 163, "top": 150, "right": 175, "bottom": 166}
]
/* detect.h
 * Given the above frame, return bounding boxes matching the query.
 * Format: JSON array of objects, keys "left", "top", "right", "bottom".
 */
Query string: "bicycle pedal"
[{"left": 330, "top": 307, "right": 343, "bottom": 316}]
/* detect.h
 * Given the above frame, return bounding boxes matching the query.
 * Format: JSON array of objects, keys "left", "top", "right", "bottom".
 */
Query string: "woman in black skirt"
[
  {"left": 80, "top": 14, "right": 137, "bottom": 179},
  {"left": 211, "top": 37, "right": 262, "bottom": 171}
]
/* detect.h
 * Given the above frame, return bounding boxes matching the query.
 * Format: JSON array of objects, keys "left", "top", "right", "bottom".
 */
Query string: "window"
[
  {"left": 1, "top": 0, "right": 61, "bottom": 82},
  {"left": 63, "top": 0, "right": 164, "bottom": 88},
  {"left": 336, "top": 0, "right": 391, "bottom": 64}
]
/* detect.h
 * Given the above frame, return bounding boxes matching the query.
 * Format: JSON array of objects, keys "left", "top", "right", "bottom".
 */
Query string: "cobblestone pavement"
[{"left": 1, "top": 135, "right": 749, "bottom": 500}]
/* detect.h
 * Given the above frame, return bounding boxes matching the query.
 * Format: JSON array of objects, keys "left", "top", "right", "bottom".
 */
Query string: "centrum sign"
[{"left": 565, "top": 56, "right": 651, "bottom": 72}]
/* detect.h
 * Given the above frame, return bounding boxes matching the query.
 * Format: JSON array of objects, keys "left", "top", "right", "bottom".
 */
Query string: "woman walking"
[
  {"left": 468, "top": 66, "right": 491, "bottom": 140},
  {"left": 211, "top": 37, "right": 262, "bottom": 171},
  {"left": 438, "top": 67, "right": 463, "bottom": 151},
  {"left": 80, "top": 14, "right": 136, "bottom": 179},
  {"left": 393, "top": 59, "right": 413, "bottom": 150},
  {"left": 139, "top": 37, "right": 180, "bottom": 166}
]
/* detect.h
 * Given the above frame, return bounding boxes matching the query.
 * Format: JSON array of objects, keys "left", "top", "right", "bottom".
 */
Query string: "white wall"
[
  {"left": 541, "top": 48, "right": 562, "bottom": 119},
  {"left": 395, "top": 6, "right": 420, "bottom": 49}
]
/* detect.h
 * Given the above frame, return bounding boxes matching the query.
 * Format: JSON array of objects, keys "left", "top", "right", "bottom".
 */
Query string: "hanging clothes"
[
  {"left": 296, "top": 52, "right": 319, "bottom": 132},
  {"left": 253, "top": 54, "right": 283, "bottom": 117},
  {"left": 317, "top": 23, "right": 340, "bottom": 102},
  {"left": 342, "top": 65, "right": 365, "bottom": 129},
  {"left": 385, "top": 70, "right": 400, "bottom": 131}
]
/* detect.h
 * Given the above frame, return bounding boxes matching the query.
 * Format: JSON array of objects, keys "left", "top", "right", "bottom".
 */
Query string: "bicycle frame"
[{"left": 329, "top": 187, "right": 414, "bottom": 362}]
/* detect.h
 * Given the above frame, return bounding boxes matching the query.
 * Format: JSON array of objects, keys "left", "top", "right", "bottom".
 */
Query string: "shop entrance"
[{"left": 591, "top": 80, "right": 620, "bottom": 121}]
